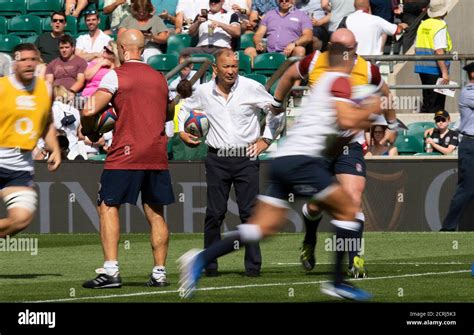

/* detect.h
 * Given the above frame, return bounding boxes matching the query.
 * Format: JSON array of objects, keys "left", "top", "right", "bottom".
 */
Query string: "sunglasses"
[
  {"left": 435, "top": 118, "right": 447, "bottom": 123},
  {"left": 279, "top": 0, "right": 291, "bottom": 3},
  {"left": 52, "top": 18, "right": 65, "bottom": 23}
]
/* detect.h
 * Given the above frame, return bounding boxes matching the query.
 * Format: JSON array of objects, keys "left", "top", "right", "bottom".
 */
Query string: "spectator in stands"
[
  {"left": 52, "top": 85, "right": 88, "bottom": 160},
  {"left": 224, "top": 0, "right": 252, "bottom": 19},
  {"left": 295, "top": 0, "right": 330, "bottom": 51},
  {"left": 174, "top": 0, "right": 209, "bottom": 34},
  {"left": 370, "top": 0, "right": 396, "bottom": 23},
  {"left": 103, "top": 0, "right": 132, "bottom": 32},
  {"left": 35, "top": 11, "right": 68, "bottom": 64},
  {"left": 45, "top": 35, "right": 88, "bottom": 98},
  {"left": 151, "top": 0, "right": 179, "bottom": 29},
  {"left": 345, "top": 0, "right": 407, "bottom": 56},
  {"left": 65, "top": 0, "right": 90, "bottom": 18},
  {"left": 441, "top": 62, "right": 474, "bottom": 231},
  {"left": 244, "top": 0, "right": 277, "bottom": 33},
  {"left": 395, "top": 0, "right": 430, "bottom": 52},
  {"left": 365, "top": 124, "right": 399, "bottom": 156},
  {"left": 83, "top": 41, "right": 120, "bottom": 97},
  {"left": 168, "top": 53, "right": 199, "bottom": 100},
  {"left": 0, "top": 53, "right": 12, "bottom": 77},
  {"left": 246, "top": 0, "right": 313, "bottom": 62},
  {"left": 414, "top": 0, "right": 452, "bottom": 114},
  {"left": 76, "top": 11, "right": 113, "bottom": 62},
  {"left": 424, "top": 110, "right": 458, "bottom": 155},
  {"left": 321, "top": 0, "right": 354, "bottom": 34},
  {"left": 118, "top": 0, "right": 169, "bottom": 62},
  {"left": 181, "top": 0, "right": 241, "bottom": 55}
]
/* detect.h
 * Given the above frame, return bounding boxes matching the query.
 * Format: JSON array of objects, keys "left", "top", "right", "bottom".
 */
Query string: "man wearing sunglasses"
[
  {"left": 424, "top": 110, "right": 458, "bottom": 155},
  {"left": 441, "top": 62, "right": 474, "bottom": 231},
  {"left": 35, "top": 11, "right": 69, "bottom": 64}
]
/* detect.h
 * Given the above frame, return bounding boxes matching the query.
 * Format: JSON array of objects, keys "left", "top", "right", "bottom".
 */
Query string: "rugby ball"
[
  {"left": 184, "top": 110, "right": 209, "bottom": 138},
  {"left": 94, "top": 107, "right": 117, "bottom": 134}
]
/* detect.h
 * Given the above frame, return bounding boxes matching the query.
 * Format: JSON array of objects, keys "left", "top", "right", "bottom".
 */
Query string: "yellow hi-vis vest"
[
  {"left": 415, "top": 18, "right": 452, "bottom": 75},
  {"left": 0, "top": 76, "right": 51, "bottom": 151},
  {"left": 308, "top": 51, "right": 372, "bottom": 87}
]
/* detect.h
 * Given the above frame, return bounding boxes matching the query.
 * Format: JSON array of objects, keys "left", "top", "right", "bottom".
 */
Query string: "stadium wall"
[{"left": 1, "top": 159, "right": 473, "bottom": 233}]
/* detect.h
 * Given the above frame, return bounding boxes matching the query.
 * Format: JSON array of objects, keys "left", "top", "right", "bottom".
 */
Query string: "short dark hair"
[
  {"left": 84, "top": 11, "right": 99, "bottom": 20},
  {"left": 12, "top": 43, "right": 39, "bottom": 56},
  {"left": 59, "top": 34, "right": 75, "bottom": 47},
  {"left": 51, "top": 11, "right": 66, "bottom": 20}
]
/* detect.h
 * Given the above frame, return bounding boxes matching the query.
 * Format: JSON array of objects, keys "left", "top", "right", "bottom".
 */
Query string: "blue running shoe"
[
  {"left": 320, "top": 281, "right": 372, "bottom": 301},
  {"left": 177, "top": 249, "right": 204, "bottom": 299}
]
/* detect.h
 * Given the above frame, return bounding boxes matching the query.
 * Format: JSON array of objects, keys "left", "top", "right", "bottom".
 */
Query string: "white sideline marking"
[
  {"left": 27, "top": 269, "right": 470, "bottom": 303},
  {"left": 273, "top": 262, "right": 469, "bottom": 265}
]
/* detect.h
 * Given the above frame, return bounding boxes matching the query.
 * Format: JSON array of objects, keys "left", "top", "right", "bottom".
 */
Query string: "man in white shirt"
[
  {"left": 182, "top": 0, "right": 241, "bottom": 55},
  {"left": 345, "top": 0, "right": 407, "bottom": 56},
  {"left": 178, "top": 49, "right": 282, "bottom": 277},
  {"left": 175, "top": 0, "right": 210, "bottom": 34},
  {"left": 76, "top": 12, "right": 113, "bottom": 62}
]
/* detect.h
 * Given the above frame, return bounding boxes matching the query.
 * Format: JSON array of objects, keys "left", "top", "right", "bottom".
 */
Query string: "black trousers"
[
  {"left": 204, "top": 151, "right": 261, "bottom": 273},
  {"left": 419, "top": 73, "right": 446, "bottom": 113},
  {"left": 442, "top": 137, "right": 474, "bottom": 230}
]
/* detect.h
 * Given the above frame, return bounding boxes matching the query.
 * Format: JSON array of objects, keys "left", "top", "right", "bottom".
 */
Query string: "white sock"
[
  {"left": 355, "top": 211, "right": 365, "bottom": 223},
  {"left": 237, "top": 224, "right": 263, "bottom": 243},
  {"left": 331, "top": 220, "right": 361, "bottom": 232},
  {"left": 103, "top": 261, "right": 119, "bottom": 276},
  {"left": 302, "top": 204, "right": 322, "bottom": 221},
  {"left": 152, "top": 266, "right": 166, "bottom": 279}
]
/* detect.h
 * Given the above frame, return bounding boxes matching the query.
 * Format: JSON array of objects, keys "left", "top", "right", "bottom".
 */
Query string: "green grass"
[{"left": 0, "top": 233, "right": 473, "bottom": 303}]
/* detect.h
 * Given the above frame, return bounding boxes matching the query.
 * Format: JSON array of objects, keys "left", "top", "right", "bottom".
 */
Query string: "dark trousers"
[
  {"left": 419, "top": 73, "right": 446, "bottom": 113},
  {"left": 442, "top": 137, "right": 474, "bottom": 230},
  {"left": 204, "top": 152, "right": 261, "bottom": 272}
]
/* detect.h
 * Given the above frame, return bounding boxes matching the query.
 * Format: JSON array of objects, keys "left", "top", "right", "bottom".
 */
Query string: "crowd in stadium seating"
[{"left": 1, "top": 0, "right": 457, "bottom": 160}]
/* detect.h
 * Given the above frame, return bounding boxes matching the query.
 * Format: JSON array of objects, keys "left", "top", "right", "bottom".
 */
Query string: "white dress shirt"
[{"left": 178, "top": 76, "right": 282, "bottom": 149}]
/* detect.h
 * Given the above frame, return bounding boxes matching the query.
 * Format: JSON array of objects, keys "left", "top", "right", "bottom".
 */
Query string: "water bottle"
[{"left": 425, "top": 136, "right": 433, "bottom": 153}]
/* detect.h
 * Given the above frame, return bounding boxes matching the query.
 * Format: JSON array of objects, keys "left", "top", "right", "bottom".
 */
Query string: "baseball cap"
[
  {"left": 434, "top": 110, "right": 450, "bottom": 119},
  {"left": 209, "top": 0, "right": 220, "bottom": 3}
]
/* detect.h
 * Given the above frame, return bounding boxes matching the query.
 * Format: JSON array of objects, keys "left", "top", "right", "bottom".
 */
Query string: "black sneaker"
[
  {"left": 82, "top": 272, "right": 122, "bottom": 289},
  {"left": 300, "top": 243, "right": 316, "bottom": 271},
  {"left": 145, "top": 274, "right": 170, "bottom": 287}
]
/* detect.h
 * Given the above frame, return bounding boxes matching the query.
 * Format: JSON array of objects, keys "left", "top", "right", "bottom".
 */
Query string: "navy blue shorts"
[
  {"left": 265, "top": 156, "right": 335, "bottom": 201},
  {"left": 331, "top": 143, "right": 366, "bottom": 177},
  {"left": 0, "top": 167, "right": 34, "bottom": 190},
  {"left": 98, "top": 170, "right": 175, "bottom": 206}
]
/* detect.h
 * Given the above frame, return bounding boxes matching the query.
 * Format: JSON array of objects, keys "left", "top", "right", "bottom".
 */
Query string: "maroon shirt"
[
  {"left": 100, "top": 62, "right": 169, "bottom": 170},
  {"left": 45, "top": 55, "right": 88, "bottom": 90}
]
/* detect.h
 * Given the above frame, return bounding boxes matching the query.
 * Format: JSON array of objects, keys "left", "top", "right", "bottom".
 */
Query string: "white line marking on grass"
[
  {"left": 272, "top": 262, "right": 469, "bottom": 266},
  {"left": 27, "top": 269, "right": 470, "bottom": 303}
]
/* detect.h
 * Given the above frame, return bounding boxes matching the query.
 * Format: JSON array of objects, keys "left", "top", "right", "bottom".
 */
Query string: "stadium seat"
[
  {"left": 27, "top": 0, "right": 63, "bottom": 17},
  {"left": 8, "top": 15, "right": 42, "bottom": 37},
  {"left": 243, "top": 73, "right": 267, "bottom": 86},
  {"left": 0, "top": 34, "right": 22, "bottom": 53},
  {"left": 0, "top": 16, "right": 7, "bottom": 35},
  {"left": 238, "top": 51, "right": 251, "bottom": 74},
  {"left": 42, "top": 16, "right": 77, "bottom": 36},
  {"left": 22, "top": 35, "right": 37, "bottom": 44},
  {"left": 0, "top": 0, "right": 26, "bottom": 17},
  {"left": 238, "top": 32, "right": 254, "bottom": 50},
  {"left": 408, "top": 121, "right": 435, "bottom": 136},
  {"left": 395, "top": 132, "right": 424, "bottom": 155},
  {"left": 147, "top": 53, "right": 178, "bottom": 73},
  {"left": 253, "top": 52, "right": 286, "bottom": 76},
  {"left": 83, "top": 0, "right": 105, "bottom": 12},
  {"left": 166, "top": 34, "right": 192, "bottom": 56},
  {"left": 191, "top": 53, "right": 215, "bottom": 72}
]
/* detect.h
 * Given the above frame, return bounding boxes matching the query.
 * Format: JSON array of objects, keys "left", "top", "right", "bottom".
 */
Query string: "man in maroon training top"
[{"left": 81, "top": 29, "right": 175, "bottom": 289}]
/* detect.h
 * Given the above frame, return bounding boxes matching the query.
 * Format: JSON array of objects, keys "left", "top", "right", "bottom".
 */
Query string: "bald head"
[
  {"left": 330, "top": 28, "right": 357, "bottom": 50},
  {"left": 354, "top": 0, "right": 370, "bottom": 10},
  {"left": 117, "top": 29, "right": 145, "bottom": 63}
]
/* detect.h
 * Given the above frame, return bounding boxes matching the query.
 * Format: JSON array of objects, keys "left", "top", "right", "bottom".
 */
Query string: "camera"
[{"left": 61, "top": 113, "right": 76, "bottom": 127}]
